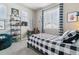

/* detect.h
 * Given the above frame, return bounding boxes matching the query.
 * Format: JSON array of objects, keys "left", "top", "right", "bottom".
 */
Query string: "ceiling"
[{"left": 22, "top": 3, "right": 52, "bottom": 10}]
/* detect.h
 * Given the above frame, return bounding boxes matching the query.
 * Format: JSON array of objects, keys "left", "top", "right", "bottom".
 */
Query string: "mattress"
[{"left": 27, "top": 33, "right": 79, "bottom": 55}]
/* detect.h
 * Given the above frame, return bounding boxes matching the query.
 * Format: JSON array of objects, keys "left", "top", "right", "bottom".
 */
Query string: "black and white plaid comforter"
[{"left": 27, "top": 33, "right": 79, "bottom": 55}]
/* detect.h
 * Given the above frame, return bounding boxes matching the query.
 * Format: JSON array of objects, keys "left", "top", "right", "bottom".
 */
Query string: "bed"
[{"left": 27, "top": 32, "right": 79, "bottom": 55}]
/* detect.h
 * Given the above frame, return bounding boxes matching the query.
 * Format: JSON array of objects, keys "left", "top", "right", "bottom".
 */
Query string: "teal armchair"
[{"left": 0, "top": 34, "right": 12, "bottom": 50}]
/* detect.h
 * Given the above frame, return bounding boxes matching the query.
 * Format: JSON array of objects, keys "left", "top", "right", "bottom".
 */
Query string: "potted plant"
[{"left": 26, "top": 30, "right": 32, "bottom": 38}]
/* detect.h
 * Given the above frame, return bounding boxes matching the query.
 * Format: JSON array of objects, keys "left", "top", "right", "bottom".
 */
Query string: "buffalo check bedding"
[{"left": 27, "top": 33, "right": 79, "bottom": 55}]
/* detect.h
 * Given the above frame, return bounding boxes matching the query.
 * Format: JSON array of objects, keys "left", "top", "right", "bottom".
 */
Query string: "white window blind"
[{"left": 44, "top": 6, "right": 59, "bottom": 35}]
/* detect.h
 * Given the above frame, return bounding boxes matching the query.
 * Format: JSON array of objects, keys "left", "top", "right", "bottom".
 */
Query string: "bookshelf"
[{"left": 10, "top": 15, "right": 21, "bottom": 42}]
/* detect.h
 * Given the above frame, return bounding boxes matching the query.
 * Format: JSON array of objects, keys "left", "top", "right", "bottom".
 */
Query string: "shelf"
[
  {"left": 12, "top": 34, "right": 21, "bottom": 36},
  {"left": 10, "top": 20, "right": 21, "bottom": 21},
  {"left": 11, "top": 26, "right": 21, "bottom": 29},
  {"left": 10, "top": 15, "right": 21, "bottom": 42},
  {"left": 11, "top": 29, "right": 21, "bottom": 31},
  {"left": 10, "top": 24, "right": 21, "bottom": 26},
  {"left": 12, "top": 35, "right": 21, "bottom": 37},
  {"left": 11, "top": 30, "right": 21, "bottom": 31},
  {"left": 12, "top": 37, "right": 21, "bottom": 42}
]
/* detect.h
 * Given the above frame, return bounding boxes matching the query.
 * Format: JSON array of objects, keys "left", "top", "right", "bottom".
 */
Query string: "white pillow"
[
  {"left": 62, "top": 30, "right": 76, "bottom": 40},
  {"left": 69, "top": 30, "right": 76, "bottom": 37},
  {"left": 62, "top": 30, "right": 70, "bottom": 37},
  {"left": 75, "top": 39, "right": 79, "bottom": 47},
  {"left": 51, "top": 36, "right": 62, "bottom": 41},
  {"left": 51, "top": 31, "right": 71, "bottom": 42},
  {"left": 51, "top": 30, "right": 77, "bottom": 43}
]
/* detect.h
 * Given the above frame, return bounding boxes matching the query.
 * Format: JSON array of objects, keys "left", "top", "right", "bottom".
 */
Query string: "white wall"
[
  {"left": 35, "top": 3, "right": 59, "bottom": 35},
  {"left": 0, "top": 3, "right": 35, "bottom": 39},
  {"left": 35, "top": 10, "right": 42, "bottom": 32},
  {"left": 2, "top": 3, "right": 79, "bottom": 36},
  {"left": 35, "top": 3, "right": 79, "bottom": 35}
]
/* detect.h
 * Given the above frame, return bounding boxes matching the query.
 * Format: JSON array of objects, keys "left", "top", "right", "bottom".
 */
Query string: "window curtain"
[
  {"left": 42, "top": 3, "right": 63, "bottom": 35},
  {"left": 59, "top": 3, "right": 63, "bottom": 36}
]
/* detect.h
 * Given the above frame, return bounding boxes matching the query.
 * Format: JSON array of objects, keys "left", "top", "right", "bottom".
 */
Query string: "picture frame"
[
  {"left": 11, "top": 8, "right": 19, "bottom": 16},
  {"left": 0, "top": 20, "right": 5, "bottom": 30},
  {"left": 67, "top": 12, "right": 78, "bottom": 22}
]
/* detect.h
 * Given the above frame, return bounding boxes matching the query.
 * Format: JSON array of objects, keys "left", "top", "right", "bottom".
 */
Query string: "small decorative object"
[
  {"left": 0, "top": 20, "right": 5, "bottom": 30},
  {"left": 33, "top": 27, "right": 40, "bottom": 34},
  {"left": 21, "top": 21, "right": 28, "bottom": 26},
  {"left": 68, "top": 12, "right": 78, "bottom": 22},
  {"left": 26, "top": 30, "right": 33, "bottom": 38},
  {"left": 11, "top": 8, "right": 19, "bottom": 16}
]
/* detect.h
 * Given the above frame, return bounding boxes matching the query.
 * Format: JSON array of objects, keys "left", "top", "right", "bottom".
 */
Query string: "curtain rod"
[{"left": 41, "top": 4, "right": 59, "bottom": 11}]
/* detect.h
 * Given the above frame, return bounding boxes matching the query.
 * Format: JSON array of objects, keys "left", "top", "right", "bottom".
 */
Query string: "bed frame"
[{"left": 27, "top": 42, "right": 45, "bottom": 55}]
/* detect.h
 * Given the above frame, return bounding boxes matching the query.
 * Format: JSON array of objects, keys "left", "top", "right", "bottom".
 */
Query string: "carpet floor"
[{"left": 0, "top": 40, "right": 40, "bottom": 55}]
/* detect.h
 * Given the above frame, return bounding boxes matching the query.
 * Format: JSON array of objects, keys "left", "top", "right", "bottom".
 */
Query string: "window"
[
  {"left": 0, "top": 4, "right": 7, "bottom": 19},
  {"left": 21, "top": 10, "right": 28, "bottom": 21},
  {"left": 44, "top": 6, "right": 59, "bottom": 35},
  {"left": 21, "top": 10, "right": 29, "bottom": 26},
  {"left": 20, "top": 10, "right": 32, "bottom": 29},
  {"left": 44, "top": 6, "right": 59, "bottom": 29}
]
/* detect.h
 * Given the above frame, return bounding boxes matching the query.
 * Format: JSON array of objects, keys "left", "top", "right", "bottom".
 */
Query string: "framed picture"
[
  {"left": 20, "top": 10, "right": 28, "bottom": 21},
  {"left": 11, "top": 8, "right": 19, "bottom": 16},
  {"left": 0, "top": 20, "right": 5, "bottom": 30},
  {"left": 68, "top": 12, "right": 78, "bottom": 22}
]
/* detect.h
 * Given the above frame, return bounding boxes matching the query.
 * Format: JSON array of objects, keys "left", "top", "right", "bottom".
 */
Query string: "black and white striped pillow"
[{"left": 62, "top": 30, "right": 78, "bottom": 44}]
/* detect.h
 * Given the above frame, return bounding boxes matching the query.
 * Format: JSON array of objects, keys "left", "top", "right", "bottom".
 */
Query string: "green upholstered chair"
[{"left": 0, "top": 34, "right": 12, "bottom": 50}]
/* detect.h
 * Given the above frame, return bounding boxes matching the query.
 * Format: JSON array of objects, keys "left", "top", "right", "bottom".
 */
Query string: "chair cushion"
[
  {"left": 0, "top": 36, "right": 6, "bottom": 40},
  {"left": 0, "top": 34, "right": 12, "bottom": 50}
]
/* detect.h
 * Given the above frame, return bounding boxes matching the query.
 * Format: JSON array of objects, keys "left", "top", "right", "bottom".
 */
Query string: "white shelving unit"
[{"left": 10, "top": 15, "right": 21, "bottom": 42}]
